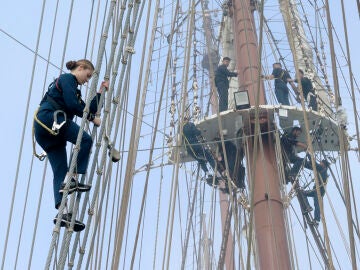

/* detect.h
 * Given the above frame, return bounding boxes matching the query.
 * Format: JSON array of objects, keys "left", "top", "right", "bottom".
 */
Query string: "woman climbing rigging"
[{"left": 34, "top": 59, "right": 108, "bottom": 231}]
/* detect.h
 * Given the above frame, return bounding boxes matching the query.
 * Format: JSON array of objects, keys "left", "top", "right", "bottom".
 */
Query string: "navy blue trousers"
[
  {"left": 305, "top": 187, "right": 325, "bottom": 222},
  {"left": 216, "top": 84, "right": 229, "bottom": 112},
  {"left": 35, "top": 119, "right": 92, "bottom": 208},
  {"left": 275, "top": 87, "right": 290, "bottom": 105},
  {"left": 289, "top": 156, "right": 313, "bottom": 177}
]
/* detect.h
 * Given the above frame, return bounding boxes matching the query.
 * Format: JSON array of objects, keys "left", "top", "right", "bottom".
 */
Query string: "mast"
[{"left": 232, "top": 1, "right": 291, "bottom": 269}]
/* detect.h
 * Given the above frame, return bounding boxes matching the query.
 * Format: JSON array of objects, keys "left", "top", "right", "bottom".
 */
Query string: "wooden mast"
[{"left": 232, "top": 1, "right": 291, "bottom": 269}]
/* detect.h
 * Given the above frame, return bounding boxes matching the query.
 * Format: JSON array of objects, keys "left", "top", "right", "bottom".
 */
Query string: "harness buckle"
[
  {"left": 52, "top": 110, "right": 67, "bottom": 134},
  {"left": 37, "top": 152, "right": 47, "bottom": 161}
]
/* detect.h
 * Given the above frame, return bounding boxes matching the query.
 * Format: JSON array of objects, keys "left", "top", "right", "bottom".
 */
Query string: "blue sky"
[{"left": 1, "top": 1, "right": 360, "bottom": 269}]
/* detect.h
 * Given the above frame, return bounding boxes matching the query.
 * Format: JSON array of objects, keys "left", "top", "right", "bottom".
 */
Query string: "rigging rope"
[
  {"left": 339, "top": 0, "right": 360, "bottom": 159},
  {"left": 45, "top": 0, "right": 117, "bottom": 268},
  {"left": 283, "top": 1, "right": 336, "bottom": 268},
  {"left": 1, "top": 0, "right": 47, "bottom": 269},
  {"left": 323, "top": 0, "right": 358, "bottom": 268}
]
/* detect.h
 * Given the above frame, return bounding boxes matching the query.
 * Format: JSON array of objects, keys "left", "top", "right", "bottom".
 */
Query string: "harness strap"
[
  {"left": 55, "top": 78, "right": 62, "bottom": 92},
  {"left": 32, "top": 108, "right": 51, "bottom": 161},
  {"left": 33, "top": 108, "right": 58, "bottom": 136},
  {"left": 274, "top": 70, "right": 286, "bottom": 82}
]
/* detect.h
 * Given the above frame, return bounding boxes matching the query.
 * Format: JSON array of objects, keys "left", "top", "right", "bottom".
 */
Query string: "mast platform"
[{"left": 171, "top": 105, "right": 341, "bottom": 164}]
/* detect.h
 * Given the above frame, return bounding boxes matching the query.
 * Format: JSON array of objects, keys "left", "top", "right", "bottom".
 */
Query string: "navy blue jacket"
[
  {"left": 281, "top": 132, "right": 298, "bottom": 158},
  {"left": 39, "top": 73, "right": 100, "bottom": 121},
  {"left": 36, "top": 73, "right": 101, "bottom": 131},
  {"left": 215, "top": 64, "right": 238, "bottom": 88},
  {"left": 272, "top": 68, "right": 291, "bottom": 91},
  {"left": 294, "top": 77, "right": 314, "bottom": 99},
  {"left": 183, "top": 122, "right": 201, "bottom": 146}
]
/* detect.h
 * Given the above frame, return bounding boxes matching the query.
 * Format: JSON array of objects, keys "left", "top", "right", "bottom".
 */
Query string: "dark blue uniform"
[
  {"left": 183, "top": 121, "right": 215, "bottom": 174},
  {"left": 34, "top": 73, "right": 101, "bottom": 208},
  {"left": 281, "top": 132, "right": 312, "bottom": 179},
  {"left": 272, "top": 68, "right": 291, "bottom": 105},
  {"left": 304, "top": 164, "right": 328, "bottom": 222},
  {"left": 218, "top": 141, "right": 245, "bottom": 189},
  {"left": 295, "top": 77, "right": 318, "bottom": 111},
  {"left": 215, "top": 64, "right": 238, "bottom": 112}
]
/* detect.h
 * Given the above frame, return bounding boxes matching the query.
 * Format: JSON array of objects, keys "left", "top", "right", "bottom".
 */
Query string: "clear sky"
[{"left": 0, "top": 1, "right": 360, "bottom": 269}]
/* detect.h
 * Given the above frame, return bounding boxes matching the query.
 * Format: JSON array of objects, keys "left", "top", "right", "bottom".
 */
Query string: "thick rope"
[
  {"left": 284, "top": 1, "right": 335, "bottom": 268},
  {"left": 324, "top": 0, "right": 357, "bottom": 268},
  {"left": 164, "top": 2, "right": 195, "bottom": 269},
  {"left": 76, "top": 2, "right": 143, "bottom": 268},
  {"left": 69, "top": 1, "right": 130, "bottom": 266},
  {"left": 339, "top": 0, "right": 360, "bottom": 160},
  {"left": 45, "top": 0, "right": 117, "bottom": 267}
]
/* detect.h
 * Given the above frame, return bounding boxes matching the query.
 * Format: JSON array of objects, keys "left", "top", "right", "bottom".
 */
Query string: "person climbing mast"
[
  {"left": 33, "top": 59, "right": 108, "bottom": 232},
  {"left": 302, "top": 159, "right": 330, "bottom": 226},
  {"left": 214, "top": 57, "right": 238, "bottom": 112}
]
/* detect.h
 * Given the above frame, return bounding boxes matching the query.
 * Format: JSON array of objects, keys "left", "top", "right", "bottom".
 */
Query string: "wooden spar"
[{"left": 232, "top": 1, "right": 291, "bottom": 269}]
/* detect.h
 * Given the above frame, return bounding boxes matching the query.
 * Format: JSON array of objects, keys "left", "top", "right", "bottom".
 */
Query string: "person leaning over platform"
[
  {"left": 182, "top": 117, "right": 216, "bottom": 178},
  {"left": 34, "top": 59, "right": 108, "bottom": 231},
  {"left": 294, "top": 69, "right": 318, "bottom": 111},
  {"left": 262, "top": 62, "right": 299, "bottom": 106},
  {"left": 214, "top": 57, "right": 238, "bottom": 112}
]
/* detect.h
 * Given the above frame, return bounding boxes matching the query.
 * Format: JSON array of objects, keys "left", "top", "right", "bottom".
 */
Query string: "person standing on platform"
[
  {"left": 263, "top": 62, "right": 299, "bottom": 106},
  {"left": 214, "top": 57, "right": 238, "bottom": 112},
  {"left": 295, "top": 69, "right": 318, "bottom": 111}
]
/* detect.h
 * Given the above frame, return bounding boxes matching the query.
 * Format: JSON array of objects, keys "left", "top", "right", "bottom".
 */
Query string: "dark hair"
[
  {"left": 66, "top": 59, "right": 95, "bottom": 71},
  {"left": 291, "top": 126, "right": 302, "bottom": 133},
  {"left": 223, "top": 57, "right": 231, "bottom": 61},
  {"left": 321, "top": 159, "right": 331, "bottom": 167},
  {"left": 273, "top": 62, "right": 282, "bottom": 67},
  {"left": 298, "top": 69, "right": 304, "bottom": 75}
]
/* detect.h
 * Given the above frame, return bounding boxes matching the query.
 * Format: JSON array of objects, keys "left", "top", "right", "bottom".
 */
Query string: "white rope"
[{"left": 45, "top": 0, "right": 117, "bottom": 267}]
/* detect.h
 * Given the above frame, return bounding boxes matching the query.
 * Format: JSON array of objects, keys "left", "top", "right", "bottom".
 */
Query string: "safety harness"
[{"left": 32, "top": 78, "right": 67, "bottom": 160}]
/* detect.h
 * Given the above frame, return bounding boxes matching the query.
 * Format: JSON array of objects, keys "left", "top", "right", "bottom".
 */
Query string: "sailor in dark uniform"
[
  {"left": 182, "top": 117, "right": 215, "bottom": 176},
  {"left": 214, "top": 57, "right": 238, "bottom": 112},
  {"left": 34, "top": 59, "right": 107, "bottom": 231},
  {"left": 216, "top": 139, "right": 246, "bottom": 193},
  {"left": 263, "top": 62, "right": 299, "bottom": 106},
  {"left": 295, "top": 69, "right": 318, "bottom": 111},
  {"left": 281, "top": 126, "right": 313, "bottom": 182},
  {"left": 303, "top": 160, "right": 330, "bottom": 226}
]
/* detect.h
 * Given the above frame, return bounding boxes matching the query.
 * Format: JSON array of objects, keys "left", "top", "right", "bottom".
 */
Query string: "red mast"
[{"left": 232, "top": 1, "right": 291, "bottom": 269}]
